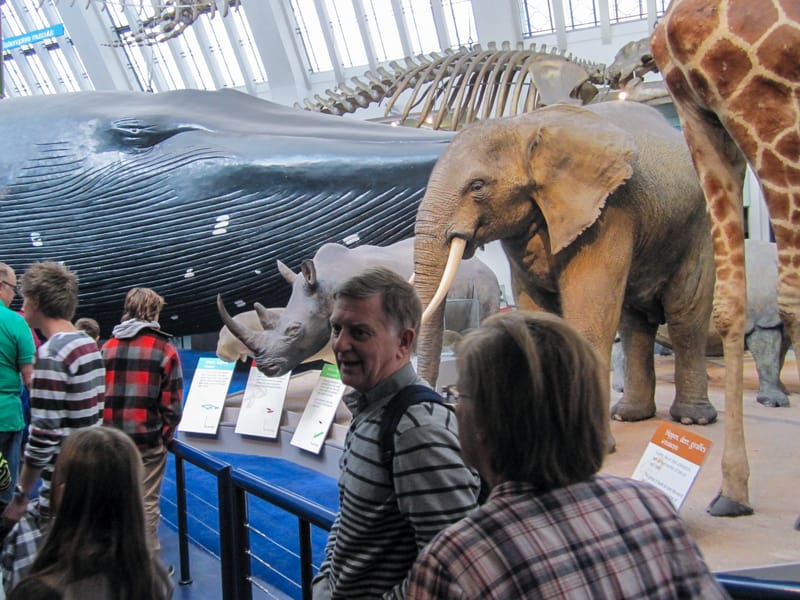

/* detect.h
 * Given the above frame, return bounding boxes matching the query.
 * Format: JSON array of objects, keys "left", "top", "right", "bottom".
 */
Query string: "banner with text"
[
  {"left": 178, "top": 357, "right": 235, "bottom": 435},
  {"left": 291, "top": 363, "right": 346, "bottom": 454},
  {"left": 235, "top": 363, "right": 291, "bottom": 438},
  {"left": 632, "top": 421, "right": 713, "bottom": 510}
]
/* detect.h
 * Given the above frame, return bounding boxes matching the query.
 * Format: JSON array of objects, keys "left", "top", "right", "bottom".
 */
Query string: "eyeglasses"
[
  {"left": 445, "top": 386, "right": 469, "bottom": 403},
  {"left": 0, "top": 280, "right": 19, "bottom": 295}
]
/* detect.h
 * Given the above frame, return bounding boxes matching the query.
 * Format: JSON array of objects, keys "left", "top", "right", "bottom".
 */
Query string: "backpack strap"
[{"left": 379, "top": 384, "right": 447, "bottom": 475}]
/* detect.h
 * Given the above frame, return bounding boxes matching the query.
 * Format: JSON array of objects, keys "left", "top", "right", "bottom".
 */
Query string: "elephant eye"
[{"left": 468, "top": 179, "right": 485, "bottom": 193}]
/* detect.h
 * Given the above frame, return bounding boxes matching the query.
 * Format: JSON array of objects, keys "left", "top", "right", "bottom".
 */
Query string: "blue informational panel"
[{"left": 3, "top": 23, "right": 65, "bottom": 50}]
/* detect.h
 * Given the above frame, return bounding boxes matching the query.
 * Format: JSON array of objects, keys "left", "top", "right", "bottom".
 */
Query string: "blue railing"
[
  {"left": 169, "top": 439, "right": 336, "bottom": 600},
  {"left": 167, "top": 440, "right": 799, "bottom": 600}
]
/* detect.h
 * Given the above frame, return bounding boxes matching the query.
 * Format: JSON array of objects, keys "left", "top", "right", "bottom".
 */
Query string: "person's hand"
[{"left": 2, "top": 492, "right": 28, "bottom": 525}]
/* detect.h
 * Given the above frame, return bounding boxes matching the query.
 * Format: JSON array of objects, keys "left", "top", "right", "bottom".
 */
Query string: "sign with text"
[
  {"left": 632, "top": 421, "right": 713, "bottom": 510},
  {"left": 178, "top": 357, "right": 235, "bottom": 435},
  {"left": 290, "top": 363, "right": 346, "bottom": 454},
  {"left": 235, "top": 363, "right": 291, "bottom": 438},
  {"left": 3, "top": 24, "right": 65, "bottom": 50}
]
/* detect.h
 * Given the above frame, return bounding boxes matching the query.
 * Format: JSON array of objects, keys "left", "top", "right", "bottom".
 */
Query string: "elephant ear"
[{"left": 526, "top": 106, "right": 636, "bottom": 254}]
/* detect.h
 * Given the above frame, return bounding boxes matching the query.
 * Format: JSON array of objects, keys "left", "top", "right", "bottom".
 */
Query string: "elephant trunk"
[
  {"left": 414, "top": 211, "right": 466, "bottom": 387},
  {"left": 216, "top": 294, "right": 262, "bottom": 355}
]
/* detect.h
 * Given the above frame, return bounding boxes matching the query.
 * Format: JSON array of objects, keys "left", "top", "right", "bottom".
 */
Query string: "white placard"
[
  {"left": 290, "top": 363, "right": 346, "bottom": 454},
  {"left": 235, "top": 363, "right": 291, "bottom": 438},
  {"left": 631, "top": 421, "right": 713, "bottom": 510},
  {"left": 178, "top": 357, "right": 236, "bottom": 435}
]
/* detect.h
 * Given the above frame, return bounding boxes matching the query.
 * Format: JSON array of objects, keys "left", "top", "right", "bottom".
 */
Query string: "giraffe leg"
[{"left": 668, "top": 102, "right": 752, "bottom": 516}]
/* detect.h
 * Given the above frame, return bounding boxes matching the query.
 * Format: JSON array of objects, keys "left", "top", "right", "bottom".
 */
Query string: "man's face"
[
  {"left": 0, "top": 270, "right": 17, "bottom": 308},
  {"left": 329, "top": 294, "right": 414, "bottom": 393}
]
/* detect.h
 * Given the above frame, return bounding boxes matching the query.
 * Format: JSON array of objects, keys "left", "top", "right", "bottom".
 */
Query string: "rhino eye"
[{"left": 284, "top": 323, "right": 302, "bottom": 337}]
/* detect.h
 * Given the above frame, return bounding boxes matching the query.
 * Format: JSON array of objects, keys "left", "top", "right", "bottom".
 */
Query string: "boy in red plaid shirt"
[{"left": 102, "top": 287, "right": 183, "bottom": 560}]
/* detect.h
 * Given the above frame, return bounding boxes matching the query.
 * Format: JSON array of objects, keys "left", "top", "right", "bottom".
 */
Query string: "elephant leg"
[
  {"left": 747, "top": 327, "right": 790, "bottom": 407},
  {"left": 666, "top": 318, "right": 717, "bottom": 426},
  {"left": 610, "top": 312, "right": 657, "bottom": 422}
]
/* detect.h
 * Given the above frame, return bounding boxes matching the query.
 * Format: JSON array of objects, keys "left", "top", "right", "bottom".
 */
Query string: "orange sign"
[{"left": 649, "top": 421, "right": 712, "bottom": 467}]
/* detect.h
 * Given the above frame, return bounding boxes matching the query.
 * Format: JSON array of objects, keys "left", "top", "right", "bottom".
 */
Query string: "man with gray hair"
[{"left": 313, "top": 266, "right": 480, "bottom": 599}]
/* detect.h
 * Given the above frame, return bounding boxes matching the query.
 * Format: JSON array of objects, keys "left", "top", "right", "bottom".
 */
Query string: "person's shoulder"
[
  {"left": 8, "top": 575, "right": 62, "bottom": 600},
  {"left": 592, "top": 474, "right": 678, "bottom": 510}
]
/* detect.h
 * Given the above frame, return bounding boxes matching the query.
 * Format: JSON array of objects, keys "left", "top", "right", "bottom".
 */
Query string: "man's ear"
[{"left": 399, "top": 327, "right": 416, "bottom": 352}]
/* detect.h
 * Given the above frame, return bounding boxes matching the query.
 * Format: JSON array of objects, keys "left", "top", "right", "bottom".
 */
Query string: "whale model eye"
[{"left": 110, "top": 118, "right": 184, "bottom": 152}]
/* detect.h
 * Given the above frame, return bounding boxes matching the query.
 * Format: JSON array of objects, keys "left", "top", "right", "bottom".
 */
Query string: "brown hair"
[
  {"left": 20, "top": 262, "right": 79, "bottom": 320},
  {"left": 333, "top": 266, "right": 421, "bottom": 333},
  {"left": 122, "top": 287, "right": 165, "bottom": 322},
  {"left": 74, "top": 317, "right": 101, "bottom": 340},
  {"left": 24, "top": 426, "right": 170, "bottom": 598},
  {"left": 457, "top": 311, "right": 609, "bottom": 491}
]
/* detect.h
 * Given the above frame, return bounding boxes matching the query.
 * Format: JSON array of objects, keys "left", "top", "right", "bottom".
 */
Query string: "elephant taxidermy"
[{"left": 414, "top": 101, "right": 717, "bottom": 428}]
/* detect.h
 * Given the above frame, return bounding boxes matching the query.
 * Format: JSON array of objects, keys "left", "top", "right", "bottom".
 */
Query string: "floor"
[
  {"left": 603, "top": 351, "right": 800, "bottom": 578},
  {"left": 160, "top": 350, "right": 800, "bottom": 599}
]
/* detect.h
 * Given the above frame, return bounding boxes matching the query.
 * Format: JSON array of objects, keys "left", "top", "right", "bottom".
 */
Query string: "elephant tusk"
[{"left": 421, "top": 238, "right": 466, "bottom": 325}]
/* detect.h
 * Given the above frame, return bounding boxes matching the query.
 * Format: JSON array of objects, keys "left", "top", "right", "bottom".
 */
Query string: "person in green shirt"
[{"left": 0, "top": 263, "right": 35, "bottom": 511}]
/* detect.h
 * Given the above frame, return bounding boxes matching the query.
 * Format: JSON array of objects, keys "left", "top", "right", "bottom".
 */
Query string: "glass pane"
[
  {"left": 323, "top": 0, "right": 368, "bottom": 68},
  {"left": 565, "top": 0, "right": 598, "bottom": 30},
  {"left": 230, "top": 8, "right": 268, "bottom": 83},
  {"left": 520, "top": 0, "right": 554, "bottom": 37},
  {"left": 363, "top": 0, "right": 404, "bottom": 62},
  {"left": 180, "top": 26, "right": 217, "bottom": 89},
  {"left": 3, "top": 57, "right": 30, "bottom": 96},
  {"left": 47, "top": 45, "right": 81, "bottom": 92},
  {"left": 612, "top": 0, "right": 645, "bottom": 23},
  {"left": 290, "top": 0, "right": 332, "bottom": 72},
  {"left": 401, "top": 0, "right": 439, "bottom": 55},
  {"left": 442, "top": 0, "right": 476, "bottom": 48},
  {"left": 199, "top": 14, "right": 244, "bottom": 88}
]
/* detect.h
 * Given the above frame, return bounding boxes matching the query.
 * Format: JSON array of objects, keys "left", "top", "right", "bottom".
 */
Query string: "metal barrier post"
[
  {"left": 298, "top": 519, "right": 314, "bottom": 600},
  {"left": 217, "top": 465, "right": 238, "bottom": 600},
  {"left": 174, "top": 453, "right": 193, "bottom": 586},
  {"left": 232, "top": 484, "right": 253, "bottom": 600}
]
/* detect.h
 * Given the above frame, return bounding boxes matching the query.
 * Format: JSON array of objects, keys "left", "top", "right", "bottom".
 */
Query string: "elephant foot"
[
  {"left": 607, "top": 431, "right": 616, "bottom": 454},
  {"left": 756, "top": 391, "right": 790, "bottom": 408},
  {"left": 707, "top": 492, "right": 754, "bottom": 517},
  {"left": 669, "top": 400, "right": 717, "bottom": 425},
  {"left": 610, "top": 398, "right": 656, "bottom": 422}
]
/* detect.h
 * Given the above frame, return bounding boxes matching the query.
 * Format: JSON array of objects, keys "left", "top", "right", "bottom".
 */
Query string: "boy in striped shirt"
[{"left": 1, "top": 262, "right": 105, "bottom": 592}]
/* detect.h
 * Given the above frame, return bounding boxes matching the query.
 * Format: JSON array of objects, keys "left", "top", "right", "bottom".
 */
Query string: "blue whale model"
[{"left": 0, "top": 89, "right": 452, "bottom": 337}]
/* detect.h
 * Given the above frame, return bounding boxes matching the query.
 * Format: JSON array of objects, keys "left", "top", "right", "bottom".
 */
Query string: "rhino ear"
[
  {"left": 301, "top": 260, "right": 318, "bottom": 290},
  {"left": 276, "top": 260, "right": 297, "bottom": 284},
  {"left": 253, "top": 303, "right": 281, "bottom": 330}
]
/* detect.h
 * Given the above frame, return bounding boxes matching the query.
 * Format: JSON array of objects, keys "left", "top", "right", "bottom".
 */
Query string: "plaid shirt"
[
  {"left": 102, "top": 323, "right": 183, "bottom": 450},
  {"left": 406, "top": 475, "right": 729, "bottom": 599}
]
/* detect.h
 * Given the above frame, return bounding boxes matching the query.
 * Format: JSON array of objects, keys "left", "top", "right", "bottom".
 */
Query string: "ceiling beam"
[{"left": 55, "top": 2, "right": 136, "bottom": 91}]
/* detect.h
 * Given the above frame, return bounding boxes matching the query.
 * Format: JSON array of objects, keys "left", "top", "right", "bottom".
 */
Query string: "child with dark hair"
[{"left": 8, "top": 427, "right": 172, "bottom": 599}]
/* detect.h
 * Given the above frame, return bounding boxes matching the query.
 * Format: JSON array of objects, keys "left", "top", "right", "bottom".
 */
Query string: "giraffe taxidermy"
[{"left": 652, "top": 0, "right": 800, "bottom": 517}]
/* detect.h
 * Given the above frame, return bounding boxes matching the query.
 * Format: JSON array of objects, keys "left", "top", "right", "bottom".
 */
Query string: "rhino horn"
[
  {"left": 216, "top": 294, "right": 263, "bottom": 354},
  {"left": 277, "top": 260, "right": 297, "bottom": 284},
  {"left": 254, "top": 302, "right": 282, "bottom": 330}
]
